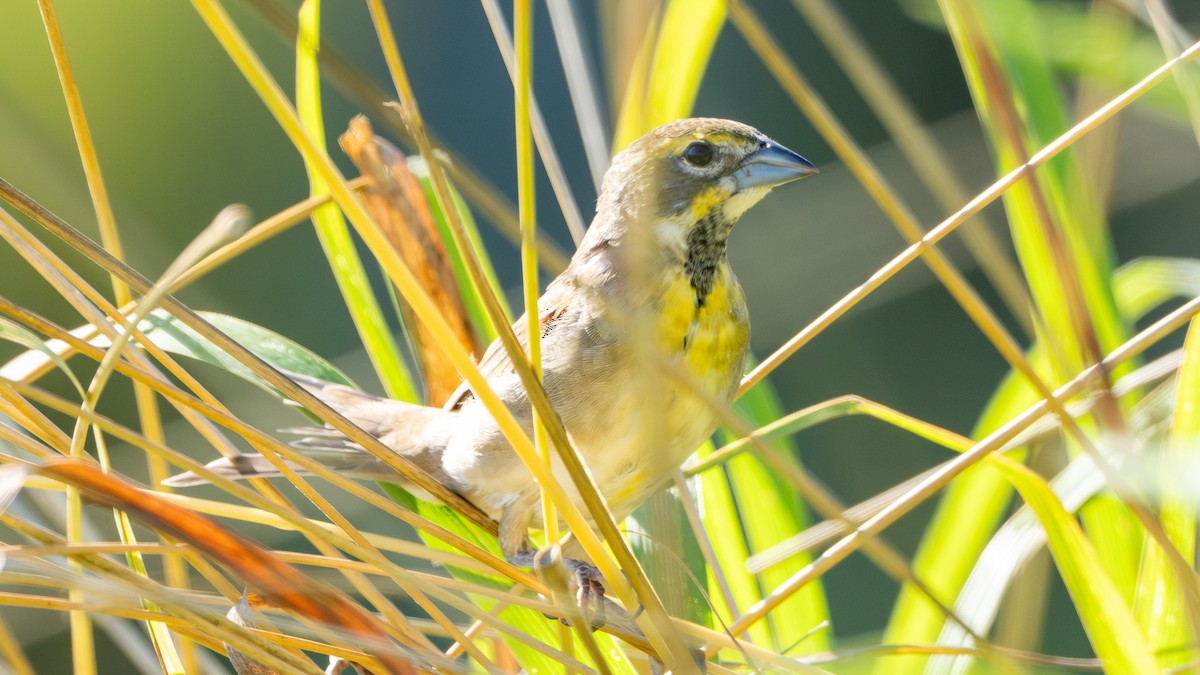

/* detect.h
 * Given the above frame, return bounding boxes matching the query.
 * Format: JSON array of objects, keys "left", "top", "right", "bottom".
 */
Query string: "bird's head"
[{"left": 590, "top": 118, "right": 818, "bottom": 249}]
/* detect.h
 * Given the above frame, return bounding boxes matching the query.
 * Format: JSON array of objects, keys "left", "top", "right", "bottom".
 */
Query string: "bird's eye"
[{"left": 683, "top": 141, "right": 714, "bottom": 167}]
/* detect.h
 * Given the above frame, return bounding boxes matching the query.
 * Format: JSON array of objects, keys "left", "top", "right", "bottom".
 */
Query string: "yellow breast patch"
[{"left": 656, "top": 265, "right": 748, "bottom": 389}]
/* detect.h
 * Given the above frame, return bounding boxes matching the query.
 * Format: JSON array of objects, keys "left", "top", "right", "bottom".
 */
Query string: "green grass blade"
[
  {"left": 879, "top": 347, "right": 1048, "bottom": 673},
  {"left": 296, "top": 0, "right": 416, "bottom": 401},
  {"left": 0, "top": 318, "right": 85, "bottom": 395},
  {"left": 697, "top": 439, "right": 768, "bottom": 646},
  {"left": 956, "top": 0, "right": 1142, "bottom": 612},
  {"left": 1133, "top": 316, "right": 1200, "bottom": 668},
  {"left": 409, "top": 156, "right": 509, "bottom": 343},
  {"left": 999, "top": 460, "right": 1158, "bottom": 674},
  {"left": 1114, "top": 257, "right": 1200, "bottom": 320},
  {"left": 713, "top": 384, "right": 829, "bottom": 654},
  {"left": 881, "top": 2, "right": 1144, "bottom": 667},
  {"left": 613, "top": 0, "right": 726, "bottom": 147}
]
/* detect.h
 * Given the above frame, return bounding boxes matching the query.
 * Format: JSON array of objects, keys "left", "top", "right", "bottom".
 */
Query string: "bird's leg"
[{"left": 499, "top": 498, "right": 607, "bottom": 630}]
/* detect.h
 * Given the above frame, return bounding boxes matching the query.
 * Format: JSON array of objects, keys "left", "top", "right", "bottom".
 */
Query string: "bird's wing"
[{"left": 444, "top": 279, "right": 574, "bottom": 411}]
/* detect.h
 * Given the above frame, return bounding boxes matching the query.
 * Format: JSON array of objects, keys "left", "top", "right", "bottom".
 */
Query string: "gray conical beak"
[{"left": 733, "top": 142, "right": 818, "bottom": 192}]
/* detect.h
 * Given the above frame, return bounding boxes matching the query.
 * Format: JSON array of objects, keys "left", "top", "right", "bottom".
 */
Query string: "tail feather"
[
  {"left": 162, "top": 447, "right": 406, "bottom": 487},
  {"left": 162, "top": 455, "right": 295, "bottom": 487},
  {"left": 163, "top": 371, "right": 456, "bottom": 491}
]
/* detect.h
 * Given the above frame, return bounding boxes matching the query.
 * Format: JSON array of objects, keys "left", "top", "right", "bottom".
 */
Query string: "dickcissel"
[{"left": 169, "top": 118, "right": 816, "bottom": 566}]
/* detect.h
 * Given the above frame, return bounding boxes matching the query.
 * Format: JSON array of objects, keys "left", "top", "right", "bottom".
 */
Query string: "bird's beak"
[{"left": 732, "top": 142, "right": 819, "bottom": 192}]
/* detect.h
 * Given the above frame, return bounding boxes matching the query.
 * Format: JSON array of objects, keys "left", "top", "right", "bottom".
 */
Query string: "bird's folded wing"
[{"left": 443, "top": 279, "right": 574, "bottom": 411}]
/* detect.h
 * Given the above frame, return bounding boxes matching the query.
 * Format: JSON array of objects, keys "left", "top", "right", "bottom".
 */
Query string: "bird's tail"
[{"left": 163, "top": 372, "right": 452, "bottom": 491}]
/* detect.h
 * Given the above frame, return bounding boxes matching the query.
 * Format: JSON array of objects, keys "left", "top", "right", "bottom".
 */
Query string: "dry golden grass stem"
[
  {"left": 36, "top": 0, "right": 187, "bottom": 662},
  {"left": 0, "top": 325, "right": 518, "bottom": 669},
  {"left": 359, "top": 0, "right": 693, "bottom": 664},
  {"left": 0, "top": 199, "right": 435, "bottom": 657},
  {"left": 34, "top": 460, "right": 423, "bottom": 674},
  {"left": 3, "top": 178, "right": 368, "bottom": 387},
  {"left": 7, "top": 389, "right": 604, "bottom": 670},
  {"left": 3, "top": 366, "right": 538, "bottom": 593},
  {"left": 790, "top": 0, "right": 1034, "bottom": 335},
  {"left": 0, "top": 199, "right": 523, "bottom": 593},
  {"left": 0, "top": 200, "right": 527, "bottom": 665},
  {"left": 728, "top": 287, "right": 1200, "bottom": 636},
  {"left": 0, "top": 374, "right": 540, "bottom": 662},
  {"left": 0, "top": 510, "right": 328, "bottom": 674},
  {"left": 240, "top": 0, "right": 572, "bottom": 272},
  {"left": 0, "top": 177, "right": 497, "bottom": 534}
]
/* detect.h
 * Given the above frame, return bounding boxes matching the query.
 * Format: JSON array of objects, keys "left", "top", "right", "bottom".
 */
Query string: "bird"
[{"left": 167, "top": 117, "right": 816, "bottom": 588}]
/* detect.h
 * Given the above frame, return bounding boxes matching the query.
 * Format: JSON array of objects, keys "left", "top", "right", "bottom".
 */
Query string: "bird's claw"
[
  {"left": 517, "top": 547, "right": 608, "bottom": 631},
  {"left": 565, "top": 558, "right": 606, "bottom": 631}
]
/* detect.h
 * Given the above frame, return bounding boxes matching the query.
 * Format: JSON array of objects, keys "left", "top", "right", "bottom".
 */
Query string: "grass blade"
[
  {"left": 998, "top": 460, "right": 1158, "bottom": 674},
  {"left": 1133, "top": 316, "right": 1200, "bottom": 668},
  {"left": 613, "top": 0, "right": 726, "bottom": 146},
  {"left": 296, "top": 0, "right": 416, "bottom": 401}
]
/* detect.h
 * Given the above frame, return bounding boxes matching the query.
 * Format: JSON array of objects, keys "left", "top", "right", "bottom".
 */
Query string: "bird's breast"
[{"left": 656, "top": 263, "right": 750, "bottom": 396}]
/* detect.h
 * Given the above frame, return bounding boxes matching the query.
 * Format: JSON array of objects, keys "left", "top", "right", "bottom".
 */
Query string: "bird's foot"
[{"left": 509, "top": 547, "right": 607, "bottom": 630}]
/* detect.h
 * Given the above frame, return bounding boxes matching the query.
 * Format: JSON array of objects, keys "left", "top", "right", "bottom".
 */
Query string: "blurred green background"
[{"left": 2, "top": 0, "right": 1198, "bottom": 671}]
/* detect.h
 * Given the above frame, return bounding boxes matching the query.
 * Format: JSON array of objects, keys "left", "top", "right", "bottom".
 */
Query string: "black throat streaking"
[{"left": 683, "top": 207, "right": 734, "bottom": 308}]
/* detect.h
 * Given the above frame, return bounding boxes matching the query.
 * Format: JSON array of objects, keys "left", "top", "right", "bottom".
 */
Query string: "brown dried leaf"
[{"left": 340, "top": 116, "right": 476, "bottom": 405}]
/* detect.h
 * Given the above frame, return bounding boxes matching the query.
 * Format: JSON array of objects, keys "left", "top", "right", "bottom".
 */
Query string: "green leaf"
[
  {"left": 132, "top": 309, "right": 353, "bottom": 391},
  {"left": 879, "top": 346, "right": 1047, "bottom": 672},
  {"left": 381, "top": 487, "right": 635, "bottom": 674},
  {"left": 0, "top": 317, "right": 84, "bottom": 395},
  {"left": 1114, "top": 257, "right": 1200, "bottom": 321},
  {"left": 882, "top": 2, "right": 1142, "bottom": 668},
  {"left": 700, "top": 380, "right": 830, "bottom": 655}
]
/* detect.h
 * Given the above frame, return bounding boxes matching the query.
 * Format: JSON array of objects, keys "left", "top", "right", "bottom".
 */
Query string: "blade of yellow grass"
[
  {"left": 36, "top": 0, "right": 171, "bottom": 668},
  {"left": 357, "top": 0, "right": 695, "bottom": 665},
  {"left": 296, "top": 0, "right": 416, "bottom": 402},
  {"left": 512, "top": 0, "right": 559, "bottom": 557},
  {"left": 790, "top": 0, "right": 1034, "bottom": 336},
  {"left": 613, "top": 0, "right": 725, "bottom": 147},
  {"left": 997, "top": 461, "right": 1158, "bottom": 674},
  {"left": 1133, "top": 316, "right": 1200, "bottom": 669},
  {"left": 739, "top": 35, "right": 1200, "bottom": 394}
]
